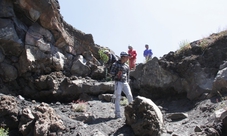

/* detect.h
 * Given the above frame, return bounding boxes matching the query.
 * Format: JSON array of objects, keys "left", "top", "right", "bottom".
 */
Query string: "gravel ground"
[
  {"left": 52, "top": 97, "right": 135, "bottom": 136},
  {"left": 9, "top": 93, "right": 227, "bottom": 136}
]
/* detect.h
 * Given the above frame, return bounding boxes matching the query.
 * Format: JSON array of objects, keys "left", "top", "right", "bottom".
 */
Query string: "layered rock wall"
[{"left": 0, "top": 0, "right": 109, "bottom": 101}]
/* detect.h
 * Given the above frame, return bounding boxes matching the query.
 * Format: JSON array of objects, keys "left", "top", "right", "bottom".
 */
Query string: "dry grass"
[
  {"left": 198, "top": 30, "right": 227, "bottom": 51},
  {"left": 176, "top": 29, "right": 227, "bottom": 55},
  {"left": 215, "top": 91, "right": 227, "bottom": 111},
  {"left": 176, "top": 40, "right": 191, "bottom": 55},
  {"left": 72, "top": 100, "right": 87, "bottom": 112},
  {"left": 120, "top": 97, "right": 128, "bottom": 106}
]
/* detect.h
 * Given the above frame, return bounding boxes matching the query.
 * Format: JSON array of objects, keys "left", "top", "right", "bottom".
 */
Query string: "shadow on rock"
[
  {"left": 86, "top": 117, "right": 117, "bottom": 125},
  {"left": 113, "top": 124, "right": 135, "bottom": 136}
]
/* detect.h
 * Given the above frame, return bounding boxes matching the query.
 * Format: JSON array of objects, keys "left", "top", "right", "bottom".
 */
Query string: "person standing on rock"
[
  {"left": 110, "top": 51, "right": 133, "bottom": 118},
  {"left": 143, "top": 44, "right": 153, "bottom": 62},
  {"left": 128, "top": 45, "right": 137, "bottom": 70}
]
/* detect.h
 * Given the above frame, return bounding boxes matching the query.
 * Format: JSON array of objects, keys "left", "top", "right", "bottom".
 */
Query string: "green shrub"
[
  {"left": 98, "top": 49, "right": 109, "bottom": 64},
  {"left": 0, "top": 127, "right": 8, "bottom": 136}
]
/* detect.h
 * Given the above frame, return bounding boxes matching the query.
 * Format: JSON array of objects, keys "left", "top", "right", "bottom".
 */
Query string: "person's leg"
[
  {"left": 132, "top": 59, "right": 136, "bottom": 70},
  {"left": 130, "top": 59, "right": 135, "bottom": 70},
  {"left": 115, "top": 82, "right": 123, "bottom": 117},
  {"left": 129, "top": 60, "right": 132, "bottom": 70},
  {"left": 147, "top": 56, "right": 151, "bottom": 61},
  {"left": 145, "top": 56, "right": 148, "bottom": 62},
  {"left": 122, "top": 82, "right": 133, "bottom": 103}
]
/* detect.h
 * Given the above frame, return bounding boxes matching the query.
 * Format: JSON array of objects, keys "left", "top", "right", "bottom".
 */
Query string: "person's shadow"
[
  {"left": 87, "top": 117, "right": 135, "bottom": 136},
  {"left": 86, "top": 117, "right": 117, "bottom": 124},
  {"left": 113, "top": 125, "right": 135, "bottom": 136}
]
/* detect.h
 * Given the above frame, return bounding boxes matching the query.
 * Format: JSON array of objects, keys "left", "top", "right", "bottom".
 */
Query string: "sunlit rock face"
[
  {"left": 0, "top": 0, "right": 109, "bottom": 101},
  {"left": 130, "top": 34, "right": 227, "bottom": 100}
]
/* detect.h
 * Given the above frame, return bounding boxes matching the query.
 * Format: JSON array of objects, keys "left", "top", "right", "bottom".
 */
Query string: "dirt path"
[
  {"left": 37, "top": 94, "right": 227, "bottom": 136},
  {"left": 53, "top": 98, "right": 135, "bottom": 136}
]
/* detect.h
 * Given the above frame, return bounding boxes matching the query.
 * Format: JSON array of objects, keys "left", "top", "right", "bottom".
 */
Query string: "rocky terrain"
[
  {"left": 1, "top": 80, "right": 227, "bottom": 136},
  {"left": 1, "top": 0, "right": 227, "bottom": 136}
]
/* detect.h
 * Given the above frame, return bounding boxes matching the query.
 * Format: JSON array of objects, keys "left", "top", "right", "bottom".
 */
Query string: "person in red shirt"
[{"left": 128, "top": 45, "right": 137, "bottom": 70}]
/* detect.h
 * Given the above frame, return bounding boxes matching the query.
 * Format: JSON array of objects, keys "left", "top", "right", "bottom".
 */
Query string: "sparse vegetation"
[
  {"left": 199, "top": 30, "right": 227, "bottom": 51},
  {"left": 176, "top": 40, "right": 191, "bottom": 54},
  {"left": 176, "top": 29, "right": 227, "bottom": 56},
  {"left": 72, "top": 100, "right": 87, "bottom": 112},
  {"left": 215, "top": 91, "right": 227, "bottom": 110},
  {"left": 211, "top": 30, "right": 227, "bottom": 41},
  {"left": 0, "top": 127, "right": 8, "bottom": 136},
  {"left": 215, "top": 27, "right": 227, "bottom": 39},
  {"left": 98, "top": 49, "right": 109, "bottom": 64},
  {"left": 199, "top": 39, "right": 209, "bottom": 51},
  {"left": 120, "top": 97, "right": 128, "bottom": 106}
]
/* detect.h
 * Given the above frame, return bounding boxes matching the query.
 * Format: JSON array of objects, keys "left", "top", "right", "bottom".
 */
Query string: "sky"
[{"left": 58, "top": 0, "right": 227, "bottom": 63}]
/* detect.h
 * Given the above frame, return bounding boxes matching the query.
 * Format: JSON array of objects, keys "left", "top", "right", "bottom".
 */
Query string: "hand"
[
  {"left": 111, "top": 95, "right": 116, "bottom": 103},
  {"left": 116, "top": 71, "right": 122, "bottom": 79}
]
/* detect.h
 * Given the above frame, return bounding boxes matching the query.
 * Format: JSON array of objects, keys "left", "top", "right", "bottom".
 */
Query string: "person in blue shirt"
[{"left": 143, "top": 44, "right": 153, "bottom": 62}]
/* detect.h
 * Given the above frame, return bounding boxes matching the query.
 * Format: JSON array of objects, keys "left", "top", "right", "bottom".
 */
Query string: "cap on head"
[{"left": 120, "top": 51, "right": 130, "bottom": 57}]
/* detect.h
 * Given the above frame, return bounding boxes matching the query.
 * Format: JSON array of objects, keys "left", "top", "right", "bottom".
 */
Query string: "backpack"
[{"left": 111, "top": 54, "right": 117, "bottom": 63}]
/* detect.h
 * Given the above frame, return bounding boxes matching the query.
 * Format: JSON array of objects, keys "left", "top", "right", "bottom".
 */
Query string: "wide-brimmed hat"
[{"left": 120, "top": 52, "right": 130, "bottom": 57}]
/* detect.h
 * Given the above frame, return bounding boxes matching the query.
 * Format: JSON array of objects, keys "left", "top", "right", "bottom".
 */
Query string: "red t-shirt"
[{"left": 128, "top": 49, "right": 137, "bottom": 60}]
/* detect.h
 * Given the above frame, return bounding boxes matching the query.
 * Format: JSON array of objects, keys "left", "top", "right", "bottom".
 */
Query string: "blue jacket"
[{"left": 143, "top": 49, "right": 153, "bottom": 58}]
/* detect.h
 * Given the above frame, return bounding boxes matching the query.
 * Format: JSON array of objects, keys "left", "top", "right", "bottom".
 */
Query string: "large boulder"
[
  {"left": 0, "top": 18, "right": 24, "bottom": 57},
  {"left": 130, "top": 57, "right": 184, "bottom": 99},
  {"left": 212, "top": 61, "right": 227, "bottom": 93},
  {"left": 19, "top": 103, "right": 65, "bottom": 136},
  {"left": 0, "top": 94, "right": 66, "bottom": 135},
  {"left": 20, "top": 71, "right": 114, "bottom": 102},
  {"left": 125, "top": 96, "right": 163, "bottom": 136},
  {"left": 0, "top": 95, "right": 19, "bottom": 129},
  {"left": 130, "top": 35, "right": 227, "bottom": 100},
  {"left": 21, "top": 22, "right": 66, "bottom": 74},
  {"left": 0, "top": 62, "right": 18, "bottom": 82},
  {"left": 16, "top": 0, "right": 73, "bottom": 47},
  {"left": 132, "top": 57, "right": 178, "bottom": 88},
  {"left": 130, "top": 56, "right": 214, "bottom": 100},
  {"left": 71, "top": 55, "right": 91, "bottom": 76}
]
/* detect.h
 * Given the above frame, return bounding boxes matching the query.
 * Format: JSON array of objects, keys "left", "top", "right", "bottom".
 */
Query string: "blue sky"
[{"left": 58, "top": 0, "right": 227, "bottom": 63}]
